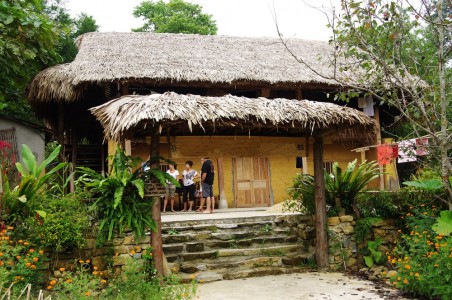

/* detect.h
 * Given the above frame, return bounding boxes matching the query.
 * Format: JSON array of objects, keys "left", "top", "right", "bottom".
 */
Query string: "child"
[
  {"left": 182, "top": 161, "right": 199, "bottom": 212},
  {"left": 163, "top": 164, "right": 179, "bottom": 213}
]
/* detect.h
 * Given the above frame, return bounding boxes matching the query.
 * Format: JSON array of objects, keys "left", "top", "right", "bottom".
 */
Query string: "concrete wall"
[
  {"left": 129, "top": 136, "right": 361, "bottom": 207},
  {"left": 0, "top": 118, "right": 45, "bottom": 164}
]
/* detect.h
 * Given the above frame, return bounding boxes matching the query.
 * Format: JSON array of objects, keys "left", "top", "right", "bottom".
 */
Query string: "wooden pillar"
[
  {"left": 150, "top": 125, "right": 164, "bottom": 278},
  {"left": 374, "top": 107, "right": 385, "bottom": 190},
  {"left": 258, "top": 88, "right": 271, "bottom": 98},
  {"left": 313, "top": 135, "right": 329, "bottom": 270},
  {"left": 57, "top": 102, "right": 64, "bottom": 145},
  {"left": 70, "top": 127, "right": 77, "bottom": 192},
  {"left": 217, "top": 158, "right": 228, "bottom": 209},
  {"left": 296, "top": 87, "right": 303, "bottom": 100}
]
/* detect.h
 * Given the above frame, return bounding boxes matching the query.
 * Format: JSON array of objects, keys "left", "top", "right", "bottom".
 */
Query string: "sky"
[{"left": 65, "top": 0, "right": 340, "bottom": 41}]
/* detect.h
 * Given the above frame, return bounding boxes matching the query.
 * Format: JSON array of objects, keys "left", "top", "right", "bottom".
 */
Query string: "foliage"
[
  {"left": 0, "top": 140, "right": 17, "bottom": 184},
  {"left": 133, "top": 0, "right": 217, "bottom": 34},
  {"left": 363, "top": 237, "right": 384, "bottom": 267},
  {"left": 25, "top": 192, "right": 90, "bottom": 252},
  {"left": 2, "top": 144, "right": 66, "bottom": 222},
  {"left": 77, "top": 147, "right": 157, "bottom": 241},
  {"left": 355, "top": 217, "right": 382, "bottom": 243},
  {"left": 0, "top": 0, "right": 60, "bottom": 103},
  {"left": 389, "top": 206, "right": 452, "bottom": 299},
  {"left": 0, "top": 225, "right": 46, "bottom": 295},
  {"left": 286, "top": 159, "right": 379, "bottom": 215},
  {"left": 432, "top": 210, "right": 452, "bottom": 235},
  {"left": 403, "top": 178, "right": 444, "bottom": 191}
]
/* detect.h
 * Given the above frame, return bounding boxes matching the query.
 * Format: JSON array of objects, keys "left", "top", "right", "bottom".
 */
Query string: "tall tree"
[
  {"left": 279, "top": 0, "right": 452, "bottom": 206},
  {"left": 132, "top": 0, "right": 217, "bottom": 34}
]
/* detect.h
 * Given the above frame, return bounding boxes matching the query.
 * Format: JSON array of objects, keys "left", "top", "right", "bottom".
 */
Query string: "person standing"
[
  {"left": 163, "top": 163, "right": 179, "bottom": 213},
  {"left": 200, "top": 157, "right": 215, "bottom": 213},
  {"left": 182, "top": 160, "right": 199, "bottom": 212}
]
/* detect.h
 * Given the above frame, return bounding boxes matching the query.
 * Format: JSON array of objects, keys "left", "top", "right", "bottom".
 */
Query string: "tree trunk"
[
  {"left": 150, "top": 125, "right": 164, "bottom": 277},
  {"left": 436, "top": 0, "right": 452, "bottom": 209},
  {"left": 314, "top": 135, "right": 329, "bottom": 269}
]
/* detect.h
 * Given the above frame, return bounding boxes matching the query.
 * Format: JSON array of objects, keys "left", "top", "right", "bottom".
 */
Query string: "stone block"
[
  {"left": 373, "top": 219, "right": 396, "bottom": 227},
  {"left": 327, "top": 217, "right": 341, "bottom": 226},
  {"left": 347, "top": 257, "right": 357, "bottom": 267},
  {"left": 339, "top": 215, "right": 354, "bottom": 222},
  {"left": 83, "top": 238, "right": 96, "bottom": 250},
  {"left": 92, "top": 256, "right": 109, "bottom": 270},
  {"left": 112, "top": 254, "right": 130, "bottom": 266},
  {"left": 163, "top": 244, "right": 184, "bottom": 253},
  {"left": 112, "top": 245, "right": 128, "bottom": 255},
  {"left": 196, "top": 272, "right": 223, "bottom": 283},
  {"left": 186, "top": 242, "right": 205, "bottom": 253},
  {"left": 123, "top": 235, "right": 137, "bottom": 245},
  {"left": 342, "top": 225, "right": 355, "bottom": 234}
]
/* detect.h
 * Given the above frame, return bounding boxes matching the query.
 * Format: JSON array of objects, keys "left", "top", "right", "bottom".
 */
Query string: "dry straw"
[{"left": 90, "top": 92, "right": 375, "bottom": 141}]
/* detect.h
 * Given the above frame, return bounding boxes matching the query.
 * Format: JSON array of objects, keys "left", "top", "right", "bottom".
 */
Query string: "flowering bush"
[
  {"left": 0, "top": 225, "right": 46, "bottom": 294},
  {"left": 388, "top": 205, "right": 452, "bottom": 299}
]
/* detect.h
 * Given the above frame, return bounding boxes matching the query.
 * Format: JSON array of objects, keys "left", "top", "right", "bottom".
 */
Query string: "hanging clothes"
[
  {"left": 377, "top": 144, "right": 393, "bottom": 165},
  {"left": 398, "top": 139, "right": 417, "bottom": 163},
  {"left": 416, "top": 137, "right": 429, "bottom": 156},
  {"left": 363, "top": 95, "right": 374, "bottom": 116}
]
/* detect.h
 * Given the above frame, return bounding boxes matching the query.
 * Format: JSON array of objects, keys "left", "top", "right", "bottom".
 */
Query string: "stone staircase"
[{"left": 162, "top": 214, "right": 315, "bottom": 282}]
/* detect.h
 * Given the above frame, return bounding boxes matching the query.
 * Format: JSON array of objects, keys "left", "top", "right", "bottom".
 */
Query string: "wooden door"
[{"left": 233, "top": 157, "right": 270, "bottom": 207}]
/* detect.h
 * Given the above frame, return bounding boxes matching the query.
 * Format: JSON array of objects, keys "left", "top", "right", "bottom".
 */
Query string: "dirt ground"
[{"left": 196, "top": 272, "right": 409, "bottom": 300}]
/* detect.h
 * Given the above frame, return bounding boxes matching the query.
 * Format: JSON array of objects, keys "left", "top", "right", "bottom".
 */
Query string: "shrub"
[
  {"left": 388, "top": 205, "right": 452, "bottom": 299},
  {"left": 0, "top": 225, "right": 47, "bottom": 295},
  {"left": 285, "top": 159, "right": 379, "bottom": 216}
]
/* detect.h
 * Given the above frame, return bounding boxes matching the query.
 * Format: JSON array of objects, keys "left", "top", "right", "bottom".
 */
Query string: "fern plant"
[{"left": 77, "top": 148, "right": 170, "bottom": 241}]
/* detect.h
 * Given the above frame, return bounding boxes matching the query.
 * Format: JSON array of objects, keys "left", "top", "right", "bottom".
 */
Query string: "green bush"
[
  {"left": 389, "top": 206, "right": 452, "bottom": 299},
  {"left": 285, "top": 159, "right": 379, "bottom": 216},
  {"left": 25, "top": 192, "right": 91, "bottom": 252}
]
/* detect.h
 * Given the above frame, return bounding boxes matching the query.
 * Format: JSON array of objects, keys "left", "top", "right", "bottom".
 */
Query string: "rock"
[
  {"left": 123, "top": 236, "right": 136, "bottom": 245},
  {"left": 92, "top": 256, "right": 109, "bottom": 270},
  {"left": 197, "top": 264, "right": 207, "bottom": 271},
  {"left": 373, "top": 219, "right": 396, "bottom": 227},
  {"left": 112, "top": 254, "right": 129, "bottom": 266},
  {"left": 339, "top": 215, "right": 354, "bottom": 222},
  {"left": 327, "top": 217, "right": 341, "bottom": 226},
  {"left": 186, "top": 242, "right": 205, "bottom": 253},
  {"left": 196, "top": 272, "right": 223, "bottom": 283},
  {"left": 216, "top": 224, "right": 237, "bottom": 229},
  {"left": 342, "top": 225, "right": 355, "bottom": 234},
  {"left": 53, "top": 270, "right": 63, "bottom": 278},
  {"left": 386, "top": 270, "right": 398, "bottom": 278},
  {"left": 347, "top": 257, "right": 357, "bottom": 267},
  {"left": 83, "top": 238, "right": 96, "bottom": 250}
]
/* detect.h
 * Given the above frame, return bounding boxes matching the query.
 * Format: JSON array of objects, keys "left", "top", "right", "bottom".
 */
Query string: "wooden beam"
[
  {"left": 150, "top": 125, "right": 164, "bottom": 279},
  {"left": 374, "top": 107, "right": 385, "bottom": 191},
  {"left": 70, "top": 127, "right": 77, "bottom": 192},
  {"left": 217, "top": 158, "right": 228, "bottom": 209},
  {"left": 122, "top": 82, "right": 129, "bottom": 96},
  {"left": 57, "top": 102, "right": 64, "bottom": 145},
  {"left": 313, "top": 135, "right": 329, "bottom": 270}
]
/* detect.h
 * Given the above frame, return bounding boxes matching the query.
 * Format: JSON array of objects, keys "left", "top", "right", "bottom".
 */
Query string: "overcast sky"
[{"left": 66, "top": 0, "right": 339, "bottom": 41}]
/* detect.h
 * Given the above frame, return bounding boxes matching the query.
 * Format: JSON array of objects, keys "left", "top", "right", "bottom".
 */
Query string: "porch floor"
[{"left": 161, "top": 207, "right": 298, "bottom": 223}]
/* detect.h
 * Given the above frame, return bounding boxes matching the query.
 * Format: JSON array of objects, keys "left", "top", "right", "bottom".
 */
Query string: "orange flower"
[
  {"left": 16, "top": 256, "right": 21, "bottom": 260},
  {"left": 29, "top": 249, "right": 34, "bottom": 253},
  {"left": 79, "top": 260, "right": 84, "bottom": 263},
  {"left": 93, "top": 266, "right": 98, "bottom": 270},
  {"left": 130, "top": 250, "right": 136, "bottom": 255},
  {"left": 25, "top": 262, "right": 31, "bottom": 267},
  {"left": 0, "top": 261, "right": 3, "bottom": 266},
  {"left": 101, "top": 279, "right": 107, "bottom": 284},
  {"left": 403, "top": 279, "right": 409, "bottom": 284},
  {"left": 0, "top": 252, "right": 3, "bottom": 257},
  {"left": 84, "top": 291, "right": 91, "bottom": 296},
  {"left": 38, "top": 250, "right": 44, "bottom": 255},
  {"left": 23, "top": 242, "right": 29, "bottom": 246},
  {"left": 50, "top": 280, "right": 57, "bottom": 285},
  {"left": 31, "top": 265, "right": 37, "bottom": 269},
  {"left": 404, "top": 265, "right": 411, "bottom": 270},
  {"left": 65, "top": 279, "right": 73, "bottom": 284},
  {"left": 92, "top": 271, "right": 98, "bottom": 275},
  {"left": 415, "top": 273, "right": 420, "bottom": 277},
  {"left": 46, "top": 286, "right": 52, "bottom": 290},
  {"left": 85, "top": 259, "right": 90, "bottom": 264},
  {"left": 18, "top": 240, "right": 23, "bottom": 243},
  {"left": 33, "top": 257, "right": 38, "bottom": 262},
  {"left": 59, "top": 267, "right": 65, "bottom": 272}
]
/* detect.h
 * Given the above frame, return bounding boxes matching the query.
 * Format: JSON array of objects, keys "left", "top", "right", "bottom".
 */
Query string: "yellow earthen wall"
[{"left": 129, "top": 136, "right": 361, "bottom": 208}]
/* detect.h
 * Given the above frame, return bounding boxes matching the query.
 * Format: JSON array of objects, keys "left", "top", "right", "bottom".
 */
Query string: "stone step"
[
  {"left": 162, "top": 214, "right": 309, "bottom": 228},
  {"left": 162, "top": 220, "right": 280, "bottom": 233}
]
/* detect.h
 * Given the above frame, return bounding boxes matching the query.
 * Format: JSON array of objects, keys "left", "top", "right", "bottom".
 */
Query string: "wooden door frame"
[{"left": 232, "top": 157, "right": 272, "bottom": 208}]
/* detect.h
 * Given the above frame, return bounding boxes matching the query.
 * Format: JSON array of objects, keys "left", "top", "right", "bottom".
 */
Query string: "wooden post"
[
  {"left": 150, "top": 125, "right": 164, "bottom": 278},
  {"left": 374, "top": 107, "right": 385, "bottom": 190},
  {"left": 57, "top": 102, "right": 64, "bottom": 145},
  {"left": 313, "top": 135, "right": 329, "bottom": 270},
  {"left": 296, "top": 87, "right": 303, "bottom": 100},
  {"left": 217, "top": 158, "right": 228, "bottom": 209},
  {"left": 70, "top": 127, "right": 77, "bottom": 192},
  {"left": 258, "top": 88, "right": 271, "bottom": 98}
]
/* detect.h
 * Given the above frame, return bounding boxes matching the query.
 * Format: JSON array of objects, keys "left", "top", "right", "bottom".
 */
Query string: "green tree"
[
  {"left": 73, "top": 13, "right": 99, "bottom": 38},
  {"left": 0, "top": 0, "right": 60, "bottom": 105},
  {"left": 278, "top": 0, "right": 452, "bottom": 207},
  {"left": 132, "top": 0, "right": 217, "bottom": 34}
]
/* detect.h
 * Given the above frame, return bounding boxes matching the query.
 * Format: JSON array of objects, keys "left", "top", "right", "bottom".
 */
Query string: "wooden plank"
[
  {"left": 217, "top": 158, "right": 228, "bottom": 208},
  {"left": 374, "top": 107, "right": 385, "bottom": 191},
  {"left": 296, "top": 87, "right": 302, "bottom": 100},
  {"left": 313, "top": 135, "right": 329, "bottom": 270},
  {"left": 258, "top": 88, "right": 271, "bottom": 98}
]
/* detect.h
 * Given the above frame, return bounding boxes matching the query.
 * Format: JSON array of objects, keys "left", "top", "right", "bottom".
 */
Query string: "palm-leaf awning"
[{"left": 90, "top": 92, "right": 375, "bottom": 141}]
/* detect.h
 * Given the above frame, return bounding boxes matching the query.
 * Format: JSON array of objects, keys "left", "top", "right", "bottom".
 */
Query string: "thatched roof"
[
  {"left": 28, "top": 32, "right": 342, "bottom": 103},
  {"left": 90, "top": 92, "right": 375, "bottom": 141}
]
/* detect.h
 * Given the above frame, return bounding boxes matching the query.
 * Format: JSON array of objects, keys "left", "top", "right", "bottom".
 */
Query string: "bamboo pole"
[{"left": 313, "top": 134, "right": 329, "bottom": 270}]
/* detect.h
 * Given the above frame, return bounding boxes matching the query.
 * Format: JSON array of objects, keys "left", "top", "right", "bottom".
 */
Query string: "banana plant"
[{"left": 4, "top": 144, "right": 66, "bottom": 221}]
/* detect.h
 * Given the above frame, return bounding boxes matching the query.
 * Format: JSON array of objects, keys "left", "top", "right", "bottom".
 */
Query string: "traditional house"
[{"left": 27, "top": 32, "right": 382, "bottom": 208}]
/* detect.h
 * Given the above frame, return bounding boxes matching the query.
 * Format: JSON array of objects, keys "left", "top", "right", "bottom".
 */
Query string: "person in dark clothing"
[{"left": 200, "top": 157, "right": 215, "bottom": 213}]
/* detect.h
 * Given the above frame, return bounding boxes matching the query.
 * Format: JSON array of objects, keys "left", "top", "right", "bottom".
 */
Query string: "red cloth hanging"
[{"left": 377, "top": 144, "right": 394, "bottom": 165}]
